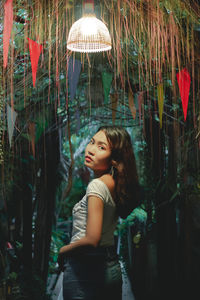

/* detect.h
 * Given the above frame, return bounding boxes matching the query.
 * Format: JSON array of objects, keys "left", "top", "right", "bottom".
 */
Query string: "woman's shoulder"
[{"left": 97, "top": 174, "right": 115, "bottom": 197}]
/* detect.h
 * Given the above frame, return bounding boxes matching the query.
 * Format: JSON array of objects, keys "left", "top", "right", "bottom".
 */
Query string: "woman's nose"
[{"left": 87, "top": 145, "right": 95, "bottom": 155}]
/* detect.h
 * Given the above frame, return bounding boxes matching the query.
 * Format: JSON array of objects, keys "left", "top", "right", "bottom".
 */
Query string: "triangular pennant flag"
[
  {"left": 68, "top": 58, "right": 81, "bottom": 100},
  {"left": 157, "top": 83, "right": 164, "bottom": 128},
  {"left": 3, "top": 0, "right": 13, "bottom": 68},
  {"left": 28, "top": 122, "right": 35, "bottom": 157},
  {"left": 176, "top": 68, "right": 191, "bottom": 121},
  {"left": 128, "top": 90, "right": 136, "bottom": 120},
  {"left": 102, "top": 72, "right": 112, "bottom": 104},
  {"left": 27, "top": 38, "right": 43, "bottom": 87},
  {"left": 7, "top": 104, "right": 17, "bottom": 147},
  {"left": 110, "top": 93, "right": 118, "bottom": 124}
]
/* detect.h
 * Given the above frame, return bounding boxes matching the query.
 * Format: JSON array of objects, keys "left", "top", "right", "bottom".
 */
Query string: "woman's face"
[{"left": 85, "top": 130, "right": 112, "bottom": 177}]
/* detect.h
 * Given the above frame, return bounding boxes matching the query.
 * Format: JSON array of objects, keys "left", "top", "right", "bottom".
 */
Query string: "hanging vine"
[{"left": 0, "top": 66, "right": 4, "bottom": 165}]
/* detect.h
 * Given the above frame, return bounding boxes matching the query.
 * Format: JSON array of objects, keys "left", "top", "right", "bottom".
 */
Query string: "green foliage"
[
  {"left": 49, "top": 226, "right": 67, "bottom": 274},
  {"left": 115, "top": 207, "right": 147, "bottom": 238},
  {"left": 0, "top": 1, "right": 199, "bottom": 298},
  {"left": 0, "top": 243, "right": 51, "bottom": 300},
  {"left": 116, "top": 207, "right": 147, "bottom": 273},
  {"left": 60, "top": 177, "right": 86, "bottom": 219},
  {"left": 119, "top": 206, "right": 146, "bottom": 231},
  {"left": 17, "top": 270, "right": 51, "bottom": 300}
]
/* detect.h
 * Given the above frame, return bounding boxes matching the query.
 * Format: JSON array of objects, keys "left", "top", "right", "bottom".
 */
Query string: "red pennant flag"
[
  {"left": 27, "top": 38, "right": 43, "bottom": 87},
  {"left": 3, "top": 0, "right": 13, "bottom": 68},
  {"left": 176, "top": 68, "right": 191, "bottom": 121}
]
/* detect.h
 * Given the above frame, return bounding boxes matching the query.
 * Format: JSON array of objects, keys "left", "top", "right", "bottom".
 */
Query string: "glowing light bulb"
[
  {"left": 67, "top": 14, "right": 112, "bottom": 53},
  {"left": 80, "top": 17, "right": 97, "bottom": 36}
]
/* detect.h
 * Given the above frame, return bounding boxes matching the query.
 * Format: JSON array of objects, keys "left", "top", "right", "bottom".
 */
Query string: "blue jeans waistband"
[
  {"left": 68, "top": 245, "right": 118, "bottom": 261},
  {"left": 86, "top": 245, "right": 116, "bottom": 257}
]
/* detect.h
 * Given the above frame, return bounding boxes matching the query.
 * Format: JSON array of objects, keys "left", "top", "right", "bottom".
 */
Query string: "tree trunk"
[
  {"left": 156, "top": 123, "right": 179, "bottom": 299},
  {"left": 22, "top": 160, "right": 33, "bottom": 271},
  {"left": 33, "top": 127, "right": 60, "bottom": 283}
]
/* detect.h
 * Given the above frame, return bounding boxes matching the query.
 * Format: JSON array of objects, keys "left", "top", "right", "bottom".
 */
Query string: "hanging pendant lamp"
[{"left": 67, "top": 1, "right": 112, "bottom": 53}]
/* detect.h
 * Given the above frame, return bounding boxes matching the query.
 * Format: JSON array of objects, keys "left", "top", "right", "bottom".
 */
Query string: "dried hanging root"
[
  {"left": 0, "top": 72, "right": 4, "bottom": 165},
  {"left": 61, "top": 107, "right": 74, "bottom": 201}
]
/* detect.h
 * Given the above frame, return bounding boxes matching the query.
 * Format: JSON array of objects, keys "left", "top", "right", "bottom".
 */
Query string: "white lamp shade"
[{"left": 67, "top": 14, "right": 112, "bottom": 53}]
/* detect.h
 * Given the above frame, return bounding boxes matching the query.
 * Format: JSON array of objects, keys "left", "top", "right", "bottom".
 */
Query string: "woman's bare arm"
[{"left": 58, "top": 196, "right": 104, "bottom": 259}]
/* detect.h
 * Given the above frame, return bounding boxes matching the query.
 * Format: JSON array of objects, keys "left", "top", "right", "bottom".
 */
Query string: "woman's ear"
[
  {"left": 112, "top": 160, "right": 123, "bottom": 172},
  {"left": 111, "top": 160, "right": 117, "bottom": 168}
]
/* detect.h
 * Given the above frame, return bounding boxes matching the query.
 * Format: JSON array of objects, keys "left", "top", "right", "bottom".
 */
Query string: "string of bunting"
[{"left": 1, "top": 0, "right": 196, "bottom": 135}]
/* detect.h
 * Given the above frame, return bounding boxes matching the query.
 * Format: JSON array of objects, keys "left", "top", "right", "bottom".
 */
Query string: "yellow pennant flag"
[
  {"left": 110, "top": 93, "right": 118, "bottom": 124},
  {"left": 157, "top": 83, "right": 164, "bottom": 128},
  {"left": 128, "top": 90, "right": 136, "bottom": 120}
]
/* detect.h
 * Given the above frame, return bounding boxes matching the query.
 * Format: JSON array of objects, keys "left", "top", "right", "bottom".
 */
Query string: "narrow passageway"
[
  {"left": 120, "top": 261, "right": 135, "bottom": 300},
  {"left": 1, "top": 1, "right": 200, "bottom": 299}
]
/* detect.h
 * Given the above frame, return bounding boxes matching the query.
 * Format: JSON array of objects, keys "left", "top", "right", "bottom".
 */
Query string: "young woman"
[{"left": 58, "top": 125, "right": 140, "bottom": 300}]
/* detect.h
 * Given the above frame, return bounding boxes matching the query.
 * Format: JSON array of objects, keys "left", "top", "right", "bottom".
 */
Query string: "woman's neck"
[{"left": 93, "top": 168, "right": 111, "bottom": 178}]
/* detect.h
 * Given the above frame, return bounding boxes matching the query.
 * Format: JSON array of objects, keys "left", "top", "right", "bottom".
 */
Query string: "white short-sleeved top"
[{"left": 70, "top": 178, "right": 118, "bottom": 246}]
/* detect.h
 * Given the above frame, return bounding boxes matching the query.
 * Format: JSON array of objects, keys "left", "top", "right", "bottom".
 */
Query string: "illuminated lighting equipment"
[{"left": 67, "top": 1, "right": 111, "bottom": 53}]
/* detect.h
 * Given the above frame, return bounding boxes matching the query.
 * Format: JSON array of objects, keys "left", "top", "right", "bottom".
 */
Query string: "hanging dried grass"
[
  {"left": 2, "top": 0, "right": 200, "bottom": 146},
  {"left": 0, "top": 69, "right": 4, "bottom": 165}
]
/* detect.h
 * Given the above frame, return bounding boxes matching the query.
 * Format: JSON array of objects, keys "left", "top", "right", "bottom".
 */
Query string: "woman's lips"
[{"left": 85, "top": 156, "right": 93, "bottom": 162}]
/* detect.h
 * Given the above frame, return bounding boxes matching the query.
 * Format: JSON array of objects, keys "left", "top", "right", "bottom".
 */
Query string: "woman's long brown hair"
[{"left": 97, "top": 126, "right": 140, "bottom": 218}]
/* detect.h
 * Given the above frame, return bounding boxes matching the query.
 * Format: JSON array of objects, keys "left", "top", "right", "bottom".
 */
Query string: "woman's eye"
[{"left": 99, "top": 146, "right": 105, "bottom": 150}]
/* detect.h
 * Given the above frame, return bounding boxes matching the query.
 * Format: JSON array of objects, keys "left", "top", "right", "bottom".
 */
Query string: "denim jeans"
[{"left": 63, "top": 247, "right": 122, "bottom": 300}]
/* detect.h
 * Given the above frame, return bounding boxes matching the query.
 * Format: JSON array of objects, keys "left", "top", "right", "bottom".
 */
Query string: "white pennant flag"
[{"left": 7, "top": 104, "right": 17, "bottom": 147}]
